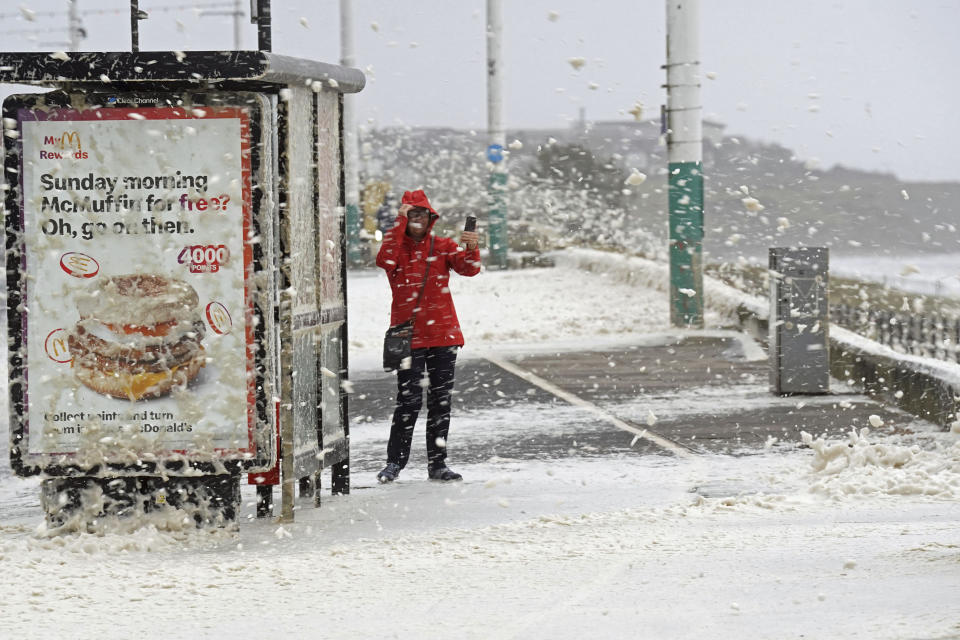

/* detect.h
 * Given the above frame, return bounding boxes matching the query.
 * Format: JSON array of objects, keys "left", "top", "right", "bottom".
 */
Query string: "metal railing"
[{"left": 831, "top": 304, "right": 960, "bottom": 363}]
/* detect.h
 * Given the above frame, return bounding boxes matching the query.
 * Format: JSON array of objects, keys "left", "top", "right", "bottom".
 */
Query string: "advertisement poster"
[{"left": 18, "top": 102, "right": 255, "bottom": 461}]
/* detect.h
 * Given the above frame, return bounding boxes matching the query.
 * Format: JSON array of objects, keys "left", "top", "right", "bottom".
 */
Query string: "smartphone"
[{"left": 464, "top": 215, "right": 477, "bottom": 232}]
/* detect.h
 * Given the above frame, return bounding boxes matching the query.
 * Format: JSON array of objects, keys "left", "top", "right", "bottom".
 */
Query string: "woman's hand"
[
  {"left": 398, "top": 203, "right": 413, "bottom": 217},
  {"left": 460, "top": 231, "right": 479, "bottom": 251}
]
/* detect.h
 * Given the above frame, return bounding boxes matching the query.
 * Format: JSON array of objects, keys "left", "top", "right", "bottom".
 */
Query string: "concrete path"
[{"left": 348, "top": 331, "right": 926, "bottom": 478}]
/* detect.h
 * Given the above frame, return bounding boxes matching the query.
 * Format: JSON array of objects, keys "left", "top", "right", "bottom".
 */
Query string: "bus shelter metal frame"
[{"left": 1, "top": 49, "right": 363, "bottom": 525}]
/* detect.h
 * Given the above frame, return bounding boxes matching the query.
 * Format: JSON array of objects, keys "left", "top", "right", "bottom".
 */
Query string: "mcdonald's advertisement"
[{"left": 17, "top": 104, "right": 256, "bottom": 461}]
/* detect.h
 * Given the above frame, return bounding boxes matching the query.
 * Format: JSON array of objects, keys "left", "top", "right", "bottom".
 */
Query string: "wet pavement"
[{"left": 347, "top": 332, "right": 923, "bottom": 475}]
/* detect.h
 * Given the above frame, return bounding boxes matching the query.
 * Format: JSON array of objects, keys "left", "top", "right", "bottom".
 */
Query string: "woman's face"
[{"left": 406, "top": 208, "right": 430, "bottom": 236}]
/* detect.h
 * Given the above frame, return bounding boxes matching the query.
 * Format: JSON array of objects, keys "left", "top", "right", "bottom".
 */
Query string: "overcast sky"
[{"left": 4, "top": 1, "right": 958, "bottom": 181}]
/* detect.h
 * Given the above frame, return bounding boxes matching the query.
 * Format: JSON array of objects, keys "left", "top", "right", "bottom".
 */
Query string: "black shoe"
[
  {"left": 377, "top": 463, "right": 401, "bottom": 484},
  {"left": 428, "top": 465, "right": 462, "bottom": 482}
]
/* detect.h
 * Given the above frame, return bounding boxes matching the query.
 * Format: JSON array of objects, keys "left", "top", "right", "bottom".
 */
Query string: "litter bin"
[{"left": 769, "top": 247, "right": 830, "bottom": 394}]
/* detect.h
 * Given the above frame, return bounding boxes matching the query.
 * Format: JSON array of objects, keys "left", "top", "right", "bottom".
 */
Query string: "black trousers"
[{"left": 387, "top": 346, "right": 459, "bottom": 470}]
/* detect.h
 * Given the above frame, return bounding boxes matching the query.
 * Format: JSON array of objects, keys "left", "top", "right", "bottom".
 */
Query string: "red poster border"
[{"left": 20, "top": 105, "right": 258, "bottom": 460}]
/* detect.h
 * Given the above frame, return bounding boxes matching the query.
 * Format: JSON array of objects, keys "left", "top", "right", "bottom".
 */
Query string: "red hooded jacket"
[{"left": 376, "top": 198, "right": 481, "bottom": 349}]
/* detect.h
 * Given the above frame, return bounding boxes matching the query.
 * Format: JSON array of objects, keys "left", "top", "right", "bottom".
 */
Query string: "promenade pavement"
[{"left": 347, "top": 331, "right": 922, "bottom": 482}]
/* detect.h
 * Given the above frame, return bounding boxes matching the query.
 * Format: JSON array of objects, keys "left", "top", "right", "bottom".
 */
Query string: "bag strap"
[{"left": 409, "top": 236, "right": 435, "bottom": 329}]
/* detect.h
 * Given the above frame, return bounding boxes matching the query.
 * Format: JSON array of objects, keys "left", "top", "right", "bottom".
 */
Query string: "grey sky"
[{"left": 5, "top": 1, "right": 958, "bottom": 181}]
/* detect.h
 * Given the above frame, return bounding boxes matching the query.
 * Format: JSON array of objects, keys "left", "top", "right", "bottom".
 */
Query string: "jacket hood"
[
  {"left": 401, "top": 189, "right": 438, "bottom": 216},
  {"left": 401, "top": 189, "right": 439, "bottom": 239}
]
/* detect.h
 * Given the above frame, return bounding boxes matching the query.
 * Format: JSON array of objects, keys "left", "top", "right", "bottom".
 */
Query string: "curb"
[{"left": 828, "top": 326, "right": 960, "bottom": 428}]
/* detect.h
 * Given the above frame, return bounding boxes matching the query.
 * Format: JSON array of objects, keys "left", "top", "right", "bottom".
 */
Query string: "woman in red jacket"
[{"left": 375, "top": 189, "right": 481, "bottom": 483}]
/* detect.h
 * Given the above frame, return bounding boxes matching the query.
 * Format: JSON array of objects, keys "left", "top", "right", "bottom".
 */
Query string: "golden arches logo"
[
  {"left": 44, "top": 328, "right": 72, "bottom": 364},
  {"left": 42, "top": 131, "right": 81, "bottom": 150},
  {"left": 60, "top": 131, "right": 81, "bottom": 150},
  {"left": 205, "top": 301, "right": 233, "bottom": 335}
]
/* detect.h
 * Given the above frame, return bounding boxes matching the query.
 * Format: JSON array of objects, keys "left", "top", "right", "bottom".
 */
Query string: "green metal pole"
[
  {"left": 488, "top": 169, "right": 508, "bottom": 268},
  {"left": 668, "top": 162, "right": 704, "bottom": 326},
  {"left": 345, "top": 201, "right": 363, "bottom": 266}
]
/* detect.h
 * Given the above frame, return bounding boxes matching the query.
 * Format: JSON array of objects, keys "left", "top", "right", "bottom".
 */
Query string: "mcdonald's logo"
[
  {"left": 41, "top": 131, "right": 88, "bottom": 160},
  {"left": 44, "top": 328, "right": 72, "bottom": 364},
  {"left": 59, "top": 252, "right": 100, "bottom": 279},
  {"left": 43, "top": 131, "right": 81, "bottom": 150},
  {"left": 205, "top": 301, "right": 233, "bottom": 335}
]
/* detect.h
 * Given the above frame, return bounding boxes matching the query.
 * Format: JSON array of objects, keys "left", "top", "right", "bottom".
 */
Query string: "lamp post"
[
  {"left": 665, "top": 0, "right": 704, "bottom": 328},
  {"left": 341, "top": 0, "right": 363, "bottom": 266},
  {"left": 486, "top": 0, "right": 508, "bottom": 269}
]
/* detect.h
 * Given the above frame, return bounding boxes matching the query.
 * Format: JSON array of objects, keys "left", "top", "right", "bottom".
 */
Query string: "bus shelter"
[{"left": 1, "top": 49, "right": 363, "bottom": 527}]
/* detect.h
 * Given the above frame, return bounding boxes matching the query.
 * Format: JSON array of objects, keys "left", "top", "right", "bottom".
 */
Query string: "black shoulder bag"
[{"left": 383, "top": 237, "right": 434, "bottom": 372}]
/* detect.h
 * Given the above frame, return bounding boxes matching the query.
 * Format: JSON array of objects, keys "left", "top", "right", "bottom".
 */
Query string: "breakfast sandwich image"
[{"left": 67, "top": 274, "right": 207, "bottom": 401}]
